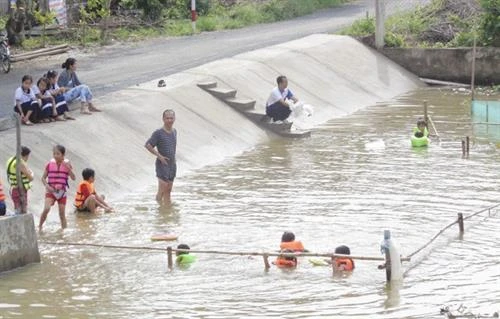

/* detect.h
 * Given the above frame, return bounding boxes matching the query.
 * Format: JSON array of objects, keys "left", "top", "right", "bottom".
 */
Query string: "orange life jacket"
[
  {"left": 280, "top": 241, "right": 305, "bottom": 252},
  {"left": 274, "top": 258, "right": 297, "bottom": 268},
  {"left": 74, "top": 180, "right": 95, "bottom": 208},
  {"left": 335, "top": 258, "right": 355, "bottom": 271},
  {"left": 0, "top": 180, "right": 6, "bottom": 201},
  {"left": 47, "top": 159, "right": 70, "bottom": 190}
]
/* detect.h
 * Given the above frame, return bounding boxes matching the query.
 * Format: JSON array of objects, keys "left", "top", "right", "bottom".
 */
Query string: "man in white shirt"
[{"left": 265, "top": 75, "right": 299, "bottom": 123}]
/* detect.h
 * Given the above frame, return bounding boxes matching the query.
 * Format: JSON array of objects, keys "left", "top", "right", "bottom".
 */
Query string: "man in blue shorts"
[
  {"left": 145, "top": 109, "right": 177, "bottom": 204},
  {"left": 266, "top": 75, "right": 299, "bottom": 123}
]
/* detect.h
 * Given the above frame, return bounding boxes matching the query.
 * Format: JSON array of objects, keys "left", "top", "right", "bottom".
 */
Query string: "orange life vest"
[
  {"left": 74, "top": 180, "right": 95, "bottom": 208},
  {"left": 47, "top": 159, "right": 70, "bottom": 190},
  {"left": 335, "top": 258, "right": 355, "bottom": 271},
  {"left": 0, "top": 180, "right": 6, "bottom": 201},
  {"left": 280, "top": 241, "right": 305, "bottom": 252},
  {"left": 274, "top": 258, "right": 297, "bottom": 268}
]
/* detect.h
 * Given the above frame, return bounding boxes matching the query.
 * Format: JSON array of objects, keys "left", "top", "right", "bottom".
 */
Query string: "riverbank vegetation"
[
  {"left": 341, "top": 0, "right": 500, "bottom": 47},
  {"left": 0, "top": 0, "right": 349, "bottom": 50}
]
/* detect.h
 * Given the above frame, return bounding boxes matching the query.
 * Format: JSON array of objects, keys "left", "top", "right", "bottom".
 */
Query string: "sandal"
[{"left": 88, "top": 106, "right": 102, "bottom": 112}]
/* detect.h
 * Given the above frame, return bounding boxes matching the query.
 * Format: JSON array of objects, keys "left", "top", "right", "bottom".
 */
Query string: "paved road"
[{"left": 0, "top": 0, "right": 427, "bottom": 119}]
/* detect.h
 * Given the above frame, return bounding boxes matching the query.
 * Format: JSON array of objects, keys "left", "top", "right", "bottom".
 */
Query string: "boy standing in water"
[
  {"left": 39, "top": 145, "right": 76, "bottom": 231},
  {"left": 145, "top": 109, "right": 177, "bottom": 204},
  {"left": 6, "top": 146, "right": 34, "bottom": 214}
]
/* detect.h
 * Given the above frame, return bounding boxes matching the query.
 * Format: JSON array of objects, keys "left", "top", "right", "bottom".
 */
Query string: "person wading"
[{"left": 145, "top": 109, "right": 177, "bottom": 204}]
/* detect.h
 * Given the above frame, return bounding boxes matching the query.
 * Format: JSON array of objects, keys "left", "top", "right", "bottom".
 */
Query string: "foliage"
[
  {"left": 79, "top": 0, "right": 111, "bottom": 45},
  {"left": 0, "top": 15, "right": 7, "bottom": 30},
  {"left": 340, "top": 16, "right": 374, "bottom": 36},
  {"left": 33, "top": 10, "right": 57, "bottom": 47},
  {"left": 479, "top": 0, "right": 500, "bottom": 46}
]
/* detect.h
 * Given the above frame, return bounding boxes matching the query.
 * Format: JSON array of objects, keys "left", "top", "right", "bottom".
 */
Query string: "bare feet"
[{"left": 64, "top": 114, "right": 76, "bottom": 120}]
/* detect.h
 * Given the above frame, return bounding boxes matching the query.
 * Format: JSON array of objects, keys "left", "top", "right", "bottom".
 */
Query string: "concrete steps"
[{"left": 199, "top": 82, "right": 311, "bottom": 138}]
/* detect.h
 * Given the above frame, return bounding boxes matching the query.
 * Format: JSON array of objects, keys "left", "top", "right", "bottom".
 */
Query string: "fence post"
[
  {"left": 383, "top": 230, "right": 392, "bottom": 282},
  {"left": 457, "top": 213, "right": 464, "bottom": 233},
  {"left": 423, "top": 100, "right": 428, "bottom": 124},
  {"left": 375, "top": 0, "right": 385, "bottom": 49},
  {"left": 191, "top": 0, "right": 197, "bottom": 32},
  {"left": 263, "top": 253, "right": 270, "bottom": 270},
  {"left": 167, "top": 246, "right": 173, "bottom": 269},
  {"left": 466, "top": 136, "right": 470, "bottom": 156},
  {"left": 15, "top": 114, "right": 27, "bottom": 214},
  {"left": 461, "top": 139, "right": 466, "bottom": 157},
  {"left": 471, "top": 36, "right": 477, "bottom": 101}
]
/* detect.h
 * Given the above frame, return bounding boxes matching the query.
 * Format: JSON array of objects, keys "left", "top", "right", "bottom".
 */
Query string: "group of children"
[
  {"left": 0, "top": 144, "right": 113, "bottom": 230},
  {"left": 173, "top": 232, "right": 355, "bottom": 271},
  {"left": 13, "top": 58, "right": 100, "bottom": 126}
]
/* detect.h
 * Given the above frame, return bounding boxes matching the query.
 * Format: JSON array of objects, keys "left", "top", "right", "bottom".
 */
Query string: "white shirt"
[
  {"left": 266, "top": 87, "right": 294, "bottom": 106},
  {"left": 14, "top": 87, "right": 37, "bottom": 105}
]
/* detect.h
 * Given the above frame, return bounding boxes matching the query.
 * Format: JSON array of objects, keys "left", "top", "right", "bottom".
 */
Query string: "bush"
[
  {"left": 340, "top": 16, "right": 375, "bottom": 36},
  {"left": 479, "top": 0, "right": 500, "bottom": 46},
  {"left": 197, "top": 16, "right": 217, "bottom": 31}
]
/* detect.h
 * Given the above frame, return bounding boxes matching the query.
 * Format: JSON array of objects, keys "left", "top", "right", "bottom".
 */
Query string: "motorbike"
[{"left": 0, "top": 31, "right": 11, "bottom": 73}]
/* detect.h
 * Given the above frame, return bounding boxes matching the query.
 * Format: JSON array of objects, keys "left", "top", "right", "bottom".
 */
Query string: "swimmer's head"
[
  {"left": 176, "top": 244, "right": 190, "bottom": 256},
  {"left": 334, "top": 245, "right": 351, "bottom": 255},
  {"left": 415, "top": 131, "right": 424, "bottom": 138},
  {"left": 281, "top": 231, "right": 295, "bottom": 243}
]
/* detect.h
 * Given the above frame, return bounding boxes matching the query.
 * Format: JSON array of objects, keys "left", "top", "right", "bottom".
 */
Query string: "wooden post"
[
  {"left": 423, "top": 100, "right": 429, "bottom": 124},
  {"left": 471, "top": 36, "right": 477, "bottom": 101},
  {"left": 383, "top": 230, "right": 391, "bottom": 282},
  {"left": 461, "top": 139, "right": 466, "bottom": 157},
  {"left": 466, "top": 136, "right": 470, "bottom": 156},
  {"left": 167, "top": 246, "right": 173, "bottom": 269},
  {"left": 15, "top": 114, "right": 26, "bottom": 214},
  {"left": 458, "top": 213, "right": 464, "bottom": 233},
  {"left": 263, "top": 253, "right": 270, "bottom": 270},
  {"left": 375, "top": 0, "right": 385, "bottom": 49}
]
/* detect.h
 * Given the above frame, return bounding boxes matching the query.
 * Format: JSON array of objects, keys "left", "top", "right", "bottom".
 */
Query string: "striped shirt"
[{"left": 146, "top": 128, "right": 177, "bottom": 162}]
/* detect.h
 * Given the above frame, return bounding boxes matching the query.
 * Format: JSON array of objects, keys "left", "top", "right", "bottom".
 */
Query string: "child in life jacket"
[
  {"left": 413, "top": 118, "right": 429, "bottom": 138},
  {"left": 0, "top": 178, "right": 6, "bottom": 216},
  {"left": 274, "top": 231, "right": 306, "bottom": 268},
  {"left": 39, "top": 145, "right": 76, "bottom": 231},
  {"left": 176, "top": 244, "right": 196, "bottom": 265},
  {"left": 332, "top": 245, "right": 355, "bottom": 272},
  {"left": 74, "top": 168, "right": 113, "bottom": 213}
]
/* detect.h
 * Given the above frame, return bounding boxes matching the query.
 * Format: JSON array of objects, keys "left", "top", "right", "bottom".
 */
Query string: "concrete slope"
[{"left": 0, "top": 35, "right": 424, "bottom": 215}]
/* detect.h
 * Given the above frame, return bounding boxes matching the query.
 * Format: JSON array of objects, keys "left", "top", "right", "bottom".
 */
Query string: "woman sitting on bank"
[{"left": 57, "top": 58, "right": 101, "bottom": 114}]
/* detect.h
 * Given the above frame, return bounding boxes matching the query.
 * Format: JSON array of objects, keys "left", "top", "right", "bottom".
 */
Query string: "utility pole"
[{"left": 375, "top": 0, "right": 385, "bottom": 49}]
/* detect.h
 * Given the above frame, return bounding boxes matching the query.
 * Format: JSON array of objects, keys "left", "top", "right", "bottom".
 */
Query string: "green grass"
[
  {"left": 340, "top": 0, "right": 485, "bottom": 48},
  {"left": 8, "top": 0, "right": 349, "bottom": 51}
]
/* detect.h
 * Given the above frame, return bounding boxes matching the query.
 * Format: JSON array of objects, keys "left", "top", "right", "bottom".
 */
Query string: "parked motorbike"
[{"left": 0, "top": 31, "right": 11, "bottom": 73}]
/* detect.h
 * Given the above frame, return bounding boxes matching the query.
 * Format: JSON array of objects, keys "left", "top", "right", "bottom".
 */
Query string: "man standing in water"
[{"left": 145, "top": 110, "right": 177, "bottom": 204}]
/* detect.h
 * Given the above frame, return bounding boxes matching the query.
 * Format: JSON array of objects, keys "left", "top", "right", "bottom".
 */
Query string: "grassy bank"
[
  {"left": 1, "top": 0, "right": 349, "bottom": 51},
  {"left": 341, "top": 0, "right": 497, "bottom": 48}
]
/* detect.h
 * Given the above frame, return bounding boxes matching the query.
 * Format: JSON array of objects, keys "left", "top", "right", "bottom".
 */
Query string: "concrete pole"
[
  {"left": 15, "top": 113, "right": 26, "bottom": 214},
  {"left": 191, "top": 0, "right": 197, "bottom": 33},
  {"left": 471, "top": 36, "right": 477, "bottom": 101},
  {"left": 375, "top": 0, "right": 385, "bottom": 49}
]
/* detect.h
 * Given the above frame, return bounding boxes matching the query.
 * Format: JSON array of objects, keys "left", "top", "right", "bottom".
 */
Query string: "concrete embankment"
[
  {"left": 0, "top": 34, "right": 423, "bottom": 218},
  {"left": 0, "top": 214, "right": 40, "bottom": 272}
]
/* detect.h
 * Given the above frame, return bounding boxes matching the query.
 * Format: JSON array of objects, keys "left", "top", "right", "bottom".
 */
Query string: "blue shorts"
[{"left": 0, "top": 201, "right": 6, "bottom": 216}]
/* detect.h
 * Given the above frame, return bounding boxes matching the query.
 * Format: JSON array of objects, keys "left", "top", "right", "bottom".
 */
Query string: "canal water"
[{"left": 1, "top": 88, "right": 499, "bottom": 318}]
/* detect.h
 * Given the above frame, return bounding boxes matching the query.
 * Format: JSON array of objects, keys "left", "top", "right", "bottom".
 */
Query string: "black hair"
[
  {"left": 37, "top": 77, "right": 49, "bottom": 91},
  {"left": 46, "top": 70, "right": 58, "bottom": 79},
  {"left": 281, "top": 231, "right": 295, "bottom": 243},
  {"left": 415, "top": 131, "right": 424, "bottom": 138},
  {"left": 54, "top": 144, "right": 66, "bottom": 155},
  {"left": 334, "top": 245, "right": 351, "bottom": 255},
  {"left": 21, "top": 75, "right": 33, "bottom": 83},
  {"left": 62, "top": 58, "right": 76, "bottom": 70},
  {"left": 21, "top": 146, "right": 31, "bottom": 157},
  {"left": 276, "top": 75, "right": 287, "bottom": 85},
  {"left": 163, "top": 109, "right": 175, "bottom": 117},
  {"left": 417, "top": 118, "right": 426, "bottom": 127},
  {"left": 177, "top": 244, "right": 190, "bottom": 255},
  {"left": 82, "top": 168, "right": 95, "bottom": 181}
]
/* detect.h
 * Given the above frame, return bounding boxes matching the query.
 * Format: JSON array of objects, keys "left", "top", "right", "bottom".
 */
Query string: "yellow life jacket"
[{"left": 6, "top": 157, "right": 31, "bottom": 190}]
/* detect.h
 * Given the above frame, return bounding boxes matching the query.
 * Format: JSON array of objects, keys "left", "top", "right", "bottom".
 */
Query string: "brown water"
[{"left": 1, "top": 88, "right": 499, "bottom": 319}]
